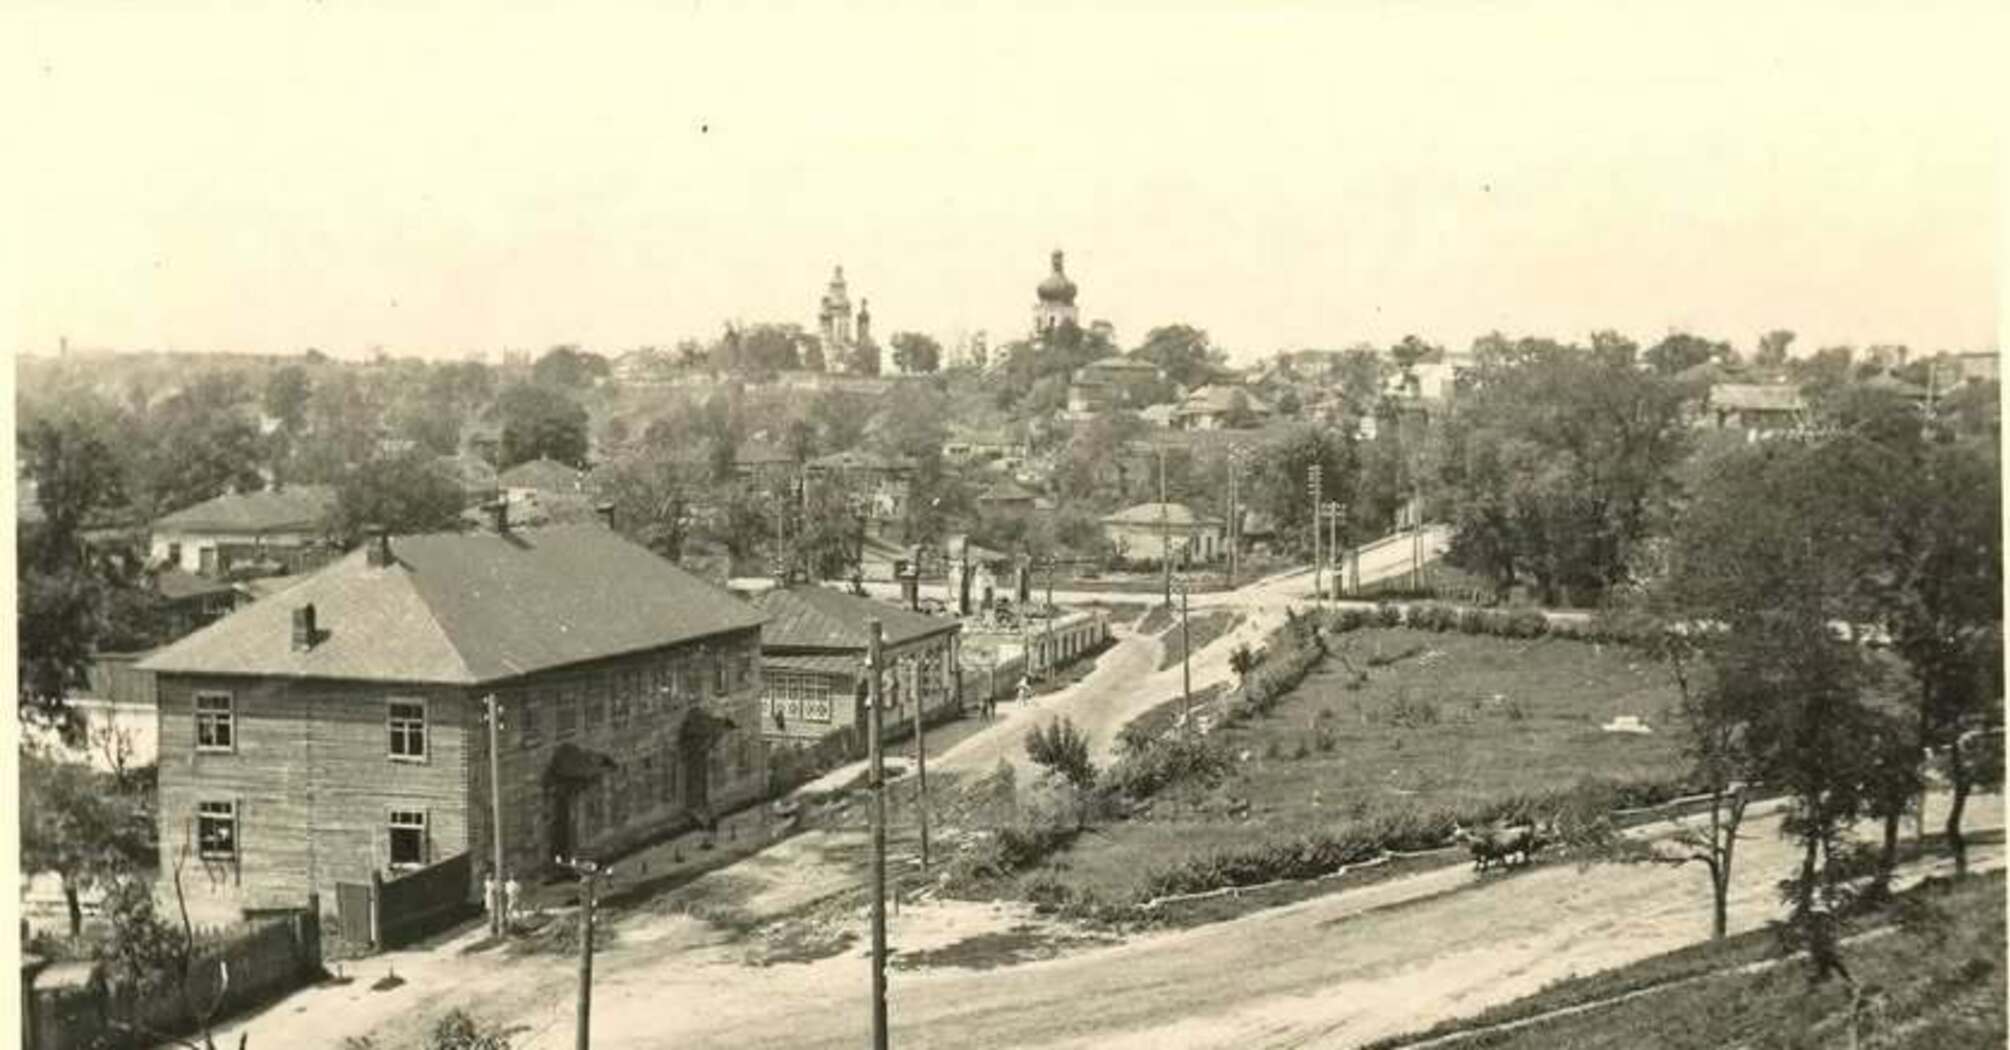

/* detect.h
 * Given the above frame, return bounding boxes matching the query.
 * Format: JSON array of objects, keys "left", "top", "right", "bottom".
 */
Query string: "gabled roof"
[
  {"left": 153, "top": 568, "right": 239, "bottom": 602},
  {"left": 1707, "top": 383, "right": 1806, "bottom": 412},
  {"left": 975, "top": 478, "right": 1040, "bottom": 504},
  {"left": 1101, "top": 502, "right": 1224, "bottom": 527},
  {"left": 751, "top": 584, "right": 957, "bottom": 653},
  {"left": 497, "top": 457, "right": 588, "bottom": 494},
  {"left": 1178, "top": 385, "right": 1271, "bottom": 416},
  {"left": 1862, "top": 373, "right": 1929, "bottom": 399},
  {"left": 153, "top": 486, "right": 336, "bottom": 535},
  {"left": 1079, "top": 356, "right": 1161, "bottom": 377},
  {"left": 140, "top": 525, "right": 763, "bottom": 685},
  {"left": 808, "top": 449, "right": 916, "bottom": 473}
]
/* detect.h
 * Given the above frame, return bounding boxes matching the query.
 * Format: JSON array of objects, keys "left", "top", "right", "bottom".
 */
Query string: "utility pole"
[
  {"left": 866, "top": 620, "right": 889, "bottom": 1050},
  {"left": 1308, "top": 464, "right": 1324, "bottom": 600},
  {"left": 558, "top": 857, "right": 606, "bottom": 1050},
  {"left": 1411, "top": 487, "right": 1424, "bottom": 592},
  {"left": 485, "top": 694, "right": 507, "bottom": 938},
  {"left": 1043, "top": 557, "right": 1055, "bottom": 684},
  {"left": 1159, "top": 445, "right": 1171, "bottom": 605},
  {"left": 1226, "top": 446, "right": 1240, "bottom": 588},
  {"left": 1323, "top": 501, "right": 1344, "bottom": 599},
  {"left": 1178, "top": 561, "right": 1192, "bottom": 734},
  {"left": 908, "top": 656, "right": 930, "bottom": 873}
]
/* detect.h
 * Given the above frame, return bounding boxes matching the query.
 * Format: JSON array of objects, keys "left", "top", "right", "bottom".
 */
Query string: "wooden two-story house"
[{"left": 139, "top": 518, "right": 767, "bottom": 918}]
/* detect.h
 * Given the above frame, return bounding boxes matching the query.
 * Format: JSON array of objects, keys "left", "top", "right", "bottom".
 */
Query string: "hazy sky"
[{"left": 4, "top": 1, "right": 2004, "bottom": 364}]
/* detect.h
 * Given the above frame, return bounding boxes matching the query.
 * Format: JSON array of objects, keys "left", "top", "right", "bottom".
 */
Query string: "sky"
[{"left": 3, "top": 1, "right": 2005, "bottom": 365}]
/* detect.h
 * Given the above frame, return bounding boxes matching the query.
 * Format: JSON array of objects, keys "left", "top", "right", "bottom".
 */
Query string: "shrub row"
[
  {"left": 1319, "top": 602, "right": 1673, "bottom": 647},
  {"left": 1102, "top": 735, "right": 1233, "bottom": 802}
]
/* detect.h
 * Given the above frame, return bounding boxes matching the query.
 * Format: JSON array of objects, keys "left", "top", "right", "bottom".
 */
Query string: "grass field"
[
  {"left": 1016, "top": 628, "right": 1690, "bottom": 908},
  {"left": 1366, "top": 870, "right": 2006, "bottom": 1050},
  {"left": 1156, "top": 610, "right": 1246, "bottom": 671}
]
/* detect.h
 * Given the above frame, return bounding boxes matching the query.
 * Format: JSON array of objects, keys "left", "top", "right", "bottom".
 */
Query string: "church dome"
[{"left": 1036, "top": 250, "right": 1078, "bottom": 304}]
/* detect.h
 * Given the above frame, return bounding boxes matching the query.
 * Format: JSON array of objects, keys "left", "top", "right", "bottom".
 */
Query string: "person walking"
[{"left": 1017, "top": 676, "right": 1033, "bottom": 706}]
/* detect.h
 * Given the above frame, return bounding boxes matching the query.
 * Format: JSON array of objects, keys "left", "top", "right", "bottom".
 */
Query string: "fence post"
[{"left": 369, "top": 870, "right": 384, "bottom": 949}]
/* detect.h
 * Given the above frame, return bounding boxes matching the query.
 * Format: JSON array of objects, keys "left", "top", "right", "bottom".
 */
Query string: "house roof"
[
  {"left": 946, "top": 535, "right": 1010, "bottom": 564},
  {"left": 1862, "top": 373, "right": 1930, "bottom": 399},
  {"left": 1178, "top": 385, "right": 1271, "bottom": 416},
  {"left": 808, "top": 449, "right": 916, "bottom": 473},
  {"left": 975, "top": 478, "right": 1040, "bottom": 503},
  {"left": 497, "top": 457, "right": 588, "bottom": 494},
  {"left": 734, "top": 439, "right": 797, "bottom": 467},
  {"left": 751, "top": 584, "right": 957, "bottom": 653},
  {"left": 1707, "top": 383, "right": 1806, "bottom": 413},
  {"left": 1139, "top": 404, "right": 1179, "bottom": 426},
  {"left": 1101, "top": 502, "right": 1224, "bottom": 527},
  {"left": 140, "top": 525, "right": 763, "bottom": 685},
  {"left": 764, "top": 653, "right": 863, "bottom": 677},
  {"left": 152, "top": 485, "right": 336, "bottom": 535},
  {"left": 1080, "top": 356, "right": 1161, "bottom": 377}
]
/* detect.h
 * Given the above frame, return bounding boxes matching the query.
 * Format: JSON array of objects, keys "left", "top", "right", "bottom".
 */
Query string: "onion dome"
[{"left": 1037, "top": 250, "right": 1078, "bottom": 305}]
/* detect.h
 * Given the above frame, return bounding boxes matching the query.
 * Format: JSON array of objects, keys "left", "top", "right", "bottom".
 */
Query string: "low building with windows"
[
  {"left": 148, "top": 485, "right": 338, "bottom": 579},
  {"left": 139, "top": 520, "right": 767, "bottom": 920},
  {"left": 1101, "top": 502, "right": 1228, "bottom": 565},
  {"left": 750, "top": 585, "right": 961, "bottom": 752}
]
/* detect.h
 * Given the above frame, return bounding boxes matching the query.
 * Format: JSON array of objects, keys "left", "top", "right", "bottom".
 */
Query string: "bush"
[
  {"left": 1374, "top": 602, "right": 1403, "bottom": 628},
  {"left": 427, "top": 1009, "right": 517, "bottom": 1050},
  {"left": 1101, "top": 735, "right": 1232, "bottom": 801},
  {"left": 1025, "top": 717, "right": 1096, "bottom": 789}
]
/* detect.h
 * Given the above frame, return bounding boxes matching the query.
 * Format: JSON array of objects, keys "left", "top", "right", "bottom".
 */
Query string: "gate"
[{"left": 335, "top": 881, "right": 374, "bottom": 947}]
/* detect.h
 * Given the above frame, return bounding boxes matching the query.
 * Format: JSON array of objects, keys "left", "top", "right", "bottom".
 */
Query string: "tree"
[
  {"left": 139, "top": 375, "right": 266, "bottom": 516},
  {"left": 262, "top": 365, "right": 311, "bottom": 435},
  {"left": 327, "top": 451, "right": 468, "bottom": 545},
  {"left": 1250, "top": 425, "right": 1360, "bottom": 557},
  {"left": 1755, "top": 328, "right": 1796, "bottom": 367},
  {"left": 1134, "top": 325, "right": 1220, "bottom": 390},
  {"left": 849, "top": 335, "right": 883, "bottom": 377},
  {"left": 497, "top": 383, "right": 590, "bottom": 469},
  {"left": 595, "top": 454, "right": 696, "bottom": 561},
  {"left": 20, "top": 747, "right": 152, "bottom": 936},
  {"left": 1024, "top": 717, "right": 1095, "bottom": 790},
  {"left": 18, "top": 418, "right": 129, "bottom": 736},
  {"left": 531, "top": 345, "right": 609, "bottom": 389},
  {"left": 1644, "top": 332, "right": 1734, "bottom": 376},
  {"left": 889, "top": 331, "right": 944, "bottom": 374}
]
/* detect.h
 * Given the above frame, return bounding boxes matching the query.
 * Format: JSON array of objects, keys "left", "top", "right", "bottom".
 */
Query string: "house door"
[
  {"left": 335, "top": 881, "right": 374, "bottom": 947},
  {"left": 681, "top": 737, "right": 710, "bottom": 818},
  {"left": 549, "top": 785, "right": 575, "bottom": 864}
]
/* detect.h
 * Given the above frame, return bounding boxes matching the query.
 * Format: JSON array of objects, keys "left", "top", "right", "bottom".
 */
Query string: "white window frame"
[
  {"left": 194, "top": 692, "right": 236, "bottom": 753},
  {"left": 197, "top": 800, "right": 239, "bottom": 860},
  {"left": 387, "top": 809, "right": 429, "bottom": 870},
  {"left": 387, "top": 698, "right": 428, "bottom": 762}
]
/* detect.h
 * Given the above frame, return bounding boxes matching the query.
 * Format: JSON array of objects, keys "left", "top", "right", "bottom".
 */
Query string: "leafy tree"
[
  {"left": 1024, "top": 717, "right": 1095, "bottom": 790},
  {"left": 20, "top": 747, "right": 153, "bottom": 936},
  {"left": 17, "top": 418, "right": 129, "bottom": 736},
  {"left": 327, "top": 451, "right": 469, "bottom": 545},
  {"left": 1644, "top": 332, "right": 1734, "bottom": 376},
  {"left": 262, "top": 365, "right": 311, "bottom": 435},
  {"left": 595, "top": 454, "right": 697, "bottom": 560},
  {"left": 1431, "top": 336, "right": 1688, "bottom": 605},
  {"left": 497, "top": 383, "right": 590, "bottom": 469},
  {"left": 139, "top": 375, "right": 266, "bottom": 515},
  {"left": 1755, "top": 328, "right": 1797, "bottom": 367},
  {"left": 848, "top": 334, "right": 883, "bottom": 377},
  {"left": 1134, "top": 325, "right": 1221, "bottom": 390},
  {"left": 531, "top": 345, "right": 609, "bottom": 389},
  {"left": 889, "top": 331, "right": 944, "bottom": 374},
  {"left": 294, "top": 369, "right": 385, "bottom": 484},
  {"left": 1249, "top": 425, "right": 1359, "bottom": 557}
]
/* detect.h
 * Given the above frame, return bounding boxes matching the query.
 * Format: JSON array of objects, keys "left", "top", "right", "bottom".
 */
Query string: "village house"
[
  {"left": 138, "top": 515, "right": 768, "bottom": 921},
  {"left": 733, "top": 438, "right": 800, "bottom": 488},
  {"left": 1065, "top": 356, "right": 1163, "bottom": 417},
  {"left": 1699, "top": 382, "right": 1809, "bottom": 439},
  {"left": 1101, "top": 501, "right": 1228, "bottom": 565},
  {"left": 1173, "top": 385, "right": 1271, "bottom": 431},
  {"left": 750, "top": 585, "right": 961, "bottom": 751},
  {"left": 149, "top": 485, "right": 339, "bottom": 579},
  {"left": 806, "top": 449, "right": 916, "bottom": 530},
  {"left": 972, "top": 477, "right": 1040, "bottom": 517}
]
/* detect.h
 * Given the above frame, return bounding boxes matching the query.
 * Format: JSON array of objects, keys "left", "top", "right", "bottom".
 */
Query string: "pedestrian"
[
  {"left": 503, "top": 874, "right": 521, "bottom": 928},
  {"left": 1017, "top": 676, "right": 1033, "bottom": 706},
  {"left": 482, "top": 868, "right": 498, "bottom": 918}
]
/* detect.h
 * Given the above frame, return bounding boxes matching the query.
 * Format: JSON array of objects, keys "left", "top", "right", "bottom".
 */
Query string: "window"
[
  {"left": 610, "top": 673, "right": 632, "bottom": 725},
  {"left": 583, "top": 682, "right": 606, "bottom": 730},
  {"left": 388, "top": 810, "right": 428, "bottom": 869},
  {"left": 519, "top": 698, "right": 541, "bottom": 748},
  {"left": 195, "top": 693, "right": 235, "bottom": 752},
  {"left": 712, "top": 653, "right": 727, "bottom": 696},
  {"left": 556, "top": 689, "right": 578, "bottom": 739},
  {"left": 197, "top": 801, "right": 238, "bottom": 860},
  {"left": 388, "top": 700, "right": 427, "bottom": 761},
  {"left": 659, "top": 750, "right": 678, "bottom": 802},
  {"left": 652, "top": 664, "right": 673, "bottom": 709}
]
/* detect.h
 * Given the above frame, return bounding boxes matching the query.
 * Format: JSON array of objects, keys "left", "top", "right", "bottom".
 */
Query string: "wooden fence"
[
  {"left": 374, "top": 852, "right": 476, "bottom": 950},
  {"left": 23, "top": 905, "right": 321, "bottom": 1050}
]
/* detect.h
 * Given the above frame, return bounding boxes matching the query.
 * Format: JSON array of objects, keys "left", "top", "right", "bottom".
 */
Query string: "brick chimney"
[{"left": 291, "top": 603, "right": 317, "bottom": 651}]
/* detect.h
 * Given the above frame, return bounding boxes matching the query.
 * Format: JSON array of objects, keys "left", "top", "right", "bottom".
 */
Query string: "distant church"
[
  {"left": 817, "top": 266, "right": 873, "bottom": 373},
  {"left": 1032, "top": 249, "right": 1080, "bottom": 337}
]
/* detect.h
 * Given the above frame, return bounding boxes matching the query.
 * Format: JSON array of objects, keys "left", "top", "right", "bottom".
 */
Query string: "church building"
[
  {"left": 1032, "top": 249, "right": 1079, "bottom": 337},
  {"left": 817, "top": 266, "right": 874, "bottom": 374}
]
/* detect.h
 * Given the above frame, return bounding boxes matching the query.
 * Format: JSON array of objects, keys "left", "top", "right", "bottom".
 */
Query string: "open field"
[
  {"left": 1008, "top": 627, "right": 1690, "bottom": 908},
  {"left": 1367, "top": 867, "right": 2007, "bottom": 1050},
  {"left": 1156, "top": 609, "right": 1246, "bottom": 671}
]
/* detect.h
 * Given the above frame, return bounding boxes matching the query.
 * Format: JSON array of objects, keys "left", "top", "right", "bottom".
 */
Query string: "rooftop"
[
  {"left": 497, "top": 456, "right": 588, "bottom": 493},
  {"left": 751, "top": 584, "right": 957, "bottom": 653},
  {"left": 1102, "top": 502, "right": 1224, "bottom": 528},
  {"left": 152, "top": 485, "right": 336, "bottom": 535},
  {"left": 141, "top": 524, "right": 762, "bottom": 685},
  {"left": 1707, "top": 383, "right": 1807, "bottom": 413}
]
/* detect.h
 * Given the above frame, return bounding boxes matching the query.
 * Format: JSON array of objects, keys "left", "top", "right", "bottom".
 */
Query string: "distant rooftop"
[{"left": 152, "top": 485, "right": 336, "bottom": 535}]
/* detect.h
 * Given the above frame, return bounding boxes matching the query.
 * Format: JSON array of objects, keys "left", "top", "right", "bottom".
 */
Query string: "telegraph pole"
[
  {"left": 1159, "top": 445, "right": 1171, "bottom": 605},
  {"left": 485, "top": 694, "right": 507, "bottom": 938},
  {"left": 1308, "top": 464, "right": 1324, "bottom": 600},
  {"left": 1323, "top": 501, "right": 1344, "bottom": 599},
  {"left": 866, "top": 620, "right": 889, "bottom": 1050},
  {"left": 908, "top": 657, "right": 930, "bottom": 873},
  {"left": 1043, "top": 558, "right": 1055, "bottom": 684},
  {"left": 558, "top": 857, "right": 606, "bottom": 1050},
  {"left": 1177, "top": 561, "right": 1192, "bottom": 734},
  {"left": 1226, "top": 446, "right": 1242, "bottom": 588}
]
